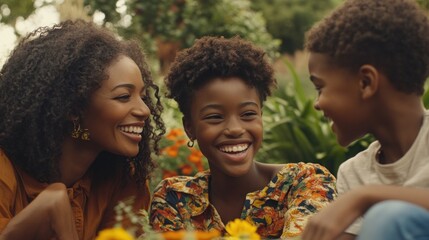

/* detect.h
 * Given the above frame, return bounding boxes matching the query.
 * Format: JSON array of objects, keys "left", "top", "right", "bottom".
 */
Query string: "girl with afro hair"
[{"left": 149, "top": 36, "right": 336, "bottom": 239}]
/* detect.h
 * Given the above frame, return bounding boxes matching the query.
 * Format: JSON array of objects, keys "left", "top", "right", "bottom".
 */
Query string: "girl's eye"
[
  {"left": 242, "top": 111, "right": 258, "bottom": 119},
  {"left": 203, "top": 114, "right": 223, "bottom": 123},
  {"left": 205, "top": 114, "right": 222, "bottom": 120}
]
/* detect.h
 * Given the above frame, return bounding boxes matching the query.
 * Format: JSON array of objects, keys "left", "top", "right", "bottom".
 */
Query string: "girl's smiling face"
[
  {"left": 81, "top": 55, "right": 150, "bottom": 157},
  {"left": 184, "top": 77, "right": 263, "bottom": 177}
]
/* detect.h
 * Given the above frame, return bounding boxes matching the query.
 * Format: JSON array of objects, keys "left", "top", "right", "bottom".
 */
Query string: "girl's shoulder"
[
  {"left": 255, "top": 162, "right": 285, "bottom": 179},
  {"left": 256, "top": 161, "right": 335, "bottom": 182},
  {"left": 152, "top": 170, "right": 211, "bottom": 195}
]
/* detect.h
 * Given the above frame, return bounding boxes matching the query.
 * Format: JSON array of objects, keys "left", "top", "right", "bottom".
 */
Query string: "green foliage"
[
  {"left": 252, "top": 0, "right": 338, "bottom": 54},
  {"left": 90, "top": 0, "right": 281, "bottom": 57},
  {"left": 84, "top": 0, "right": 120, "bottom": 24},
  {"left": 257, "top": 59, "right": 373, "bottom": 176},
  {"left": 424, "top": 84, "right": 429, "bottom": 108},
  {"left": 417, "top": 0, "right": 429, "bottom": 10},
  {"left": 0, "top": 0, "right": 34, "bottom": 24}
]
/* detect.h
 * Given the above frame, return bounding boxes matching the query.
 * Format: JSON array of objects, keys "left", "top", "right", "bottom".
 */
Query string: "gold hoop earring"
[
  {"left": 71, "top": 119, "right": 90, "bottom": 141},
  {"left": 187, "top": 139, "right": 195, "bottom": 148}
]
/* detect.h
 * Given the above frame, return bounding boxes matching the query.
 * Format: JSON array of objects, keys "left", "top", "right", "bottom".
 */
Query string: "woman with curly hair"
[
  {"left": 302, "top": 0, "right": 429, "bottom": 239},
  {"left": 0, "top": 20, "right": 165, "bottom": 239},
  {"left": 149, "top": 36, "right": 337, "bottom": 239}
]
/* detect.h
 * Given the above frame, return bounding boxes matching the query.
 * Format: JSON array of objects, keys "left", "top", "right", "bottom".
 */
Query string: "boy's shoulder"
[{"left": 338, "top": 141, "right": 380, "bottom": 174}]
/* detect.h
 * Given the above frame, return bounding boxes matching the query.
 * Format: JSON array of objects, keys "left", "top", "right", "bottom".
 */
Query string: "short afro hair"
[
  {"left": 165, "top": 36, "right": 276, "bottom": 118},
  {"left": 305, "top": 0, "right": 429, "bottom": 95}
]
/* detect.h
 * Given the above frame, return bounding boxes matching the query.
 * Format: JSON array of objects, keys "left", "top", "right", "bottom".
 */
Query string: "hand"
[
  {"left": 1, "top": 183, "right": 78, "bottom": 240},
  {"left": 301, "top": 190, "right": 365, "bottom": 240},
  {"left": 43, "top": 183, "right": 79, "bottom": 240}
]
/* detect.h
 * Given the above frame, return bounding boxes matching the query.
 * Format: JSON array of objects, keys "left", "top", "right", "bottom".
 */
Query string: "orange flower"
[
  {"left": 188, "top": 148, "right": 203, "bottom": 164},
  {"left": 166, "top": 128, "right": 184, "bottom": 140},
  {"left": 176, "top": 139, "right": 187, "bottom": 146},
  {"left": 161, "top": 230, "right": 186, "bottom": 240},
  {"left": 164, "top": 145, "right": 179, "bottom": 157},
  {"left": 195, "top": 162, "right": 205, "bottom": 172},
  {"left": 195, "top": 229, "right": 221, "bottom": 240},
  {"left": 162, "top": 169, "right": 178, "bottom": 179},
  {"left": 180, "top": 164, "right": 193, "bottom": 175}
]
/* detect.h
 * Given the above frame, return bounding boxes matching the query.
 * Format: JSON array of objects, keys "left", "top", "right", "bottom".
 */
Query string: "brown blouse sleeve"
[{"left": 0, "top": 150, "right": 18, "bottom": 233}]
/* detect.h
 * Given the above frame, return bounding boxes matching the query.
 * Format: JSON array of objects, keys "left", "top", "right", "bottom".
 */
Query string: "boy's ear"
[
  {"left": 359, "top": 64, "right": 379, "bottom": 99},
  {"left": 182, "top": 116, "right": 194, "bottom": 140}
]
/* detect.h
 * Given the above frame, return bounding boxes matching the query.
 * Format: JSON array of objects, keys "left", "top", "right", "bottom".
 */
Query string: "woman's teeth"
[{"left": 119, "top": 126, "right": 143, "bottom": 135}]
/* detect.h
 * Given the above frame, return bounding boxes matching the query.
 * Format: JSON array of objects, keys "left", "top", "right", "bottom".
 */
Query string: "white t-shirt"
[{"left": 336, "top": 111, "right": 429, "bottom": 235}]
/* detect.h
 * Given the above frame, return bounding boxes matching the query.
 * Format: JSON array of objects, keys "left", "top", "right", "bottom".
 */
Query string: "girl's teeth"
[{"left": 220, "top": 144, "right": 249, "bottom": 153}]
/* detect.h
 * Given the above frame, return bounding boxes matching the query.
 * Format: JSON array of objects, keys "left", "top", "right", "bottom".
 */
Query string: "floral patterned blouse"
[{"left": 149, "top": 162, "right": 337, "bottom": 239}]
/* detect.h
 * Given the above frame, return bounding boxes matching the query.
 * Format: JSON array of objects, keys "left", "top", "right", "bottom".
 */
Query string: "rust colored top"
[{"left": 0, "top": 150, "right": 150, "bottom": 240}]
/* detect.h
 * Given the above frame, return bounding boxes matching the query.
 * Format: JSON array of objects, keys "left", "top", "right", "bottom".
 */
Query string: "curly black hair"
[
  {"left": 165, "top": 36, "right": 276, "bottom": 118},
  {"left": 305, "top": 0, "right": 429, "bottom": 95},
  {"left": 0, "top": 20, "right": 165, "bottom": 184}
]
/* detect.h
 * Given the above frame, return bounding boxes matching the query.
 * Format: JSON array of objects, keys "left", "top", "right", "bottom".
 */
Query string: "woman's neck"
[{"left": 58, "top": 137, "right": 100, "bottom": 187}]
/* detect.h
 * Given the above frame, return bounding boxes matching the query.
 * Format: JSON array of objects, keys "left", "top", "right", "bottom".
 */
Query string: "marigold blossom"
[
  {"left": 96, "top": 227, "right": 134, "bottom": 240},
  {"left": 225, "top": 219, "right": 261, "bottom": 240}
]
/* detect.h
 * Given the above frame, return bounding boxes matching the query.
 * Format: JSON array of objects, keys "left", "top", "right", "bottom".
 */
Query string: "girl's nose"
[{"left": 224, "top": 118, "right": 245, "bottom": 137}]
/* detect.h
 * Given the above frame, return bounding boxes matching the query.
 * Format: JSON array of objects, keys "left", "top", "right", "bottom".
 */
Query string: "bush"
[{"left": 252, "top": 0, "right": 338, "bottom": 54}]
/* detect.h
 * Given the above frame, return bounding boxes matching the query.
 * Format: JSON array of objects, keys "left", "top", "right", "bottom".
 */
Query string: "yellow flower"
[
  {"left": 96, "top": 228, "right": 134, "bottom": 240},
  {"left": 161, "top": 230, "right": 186, "bottom": 240},
  {"left": 225, "top": 219, "right": 261, "bottom": 240},
  {"left": 161, "top": 229, "right": 221, "bottom": 240}
]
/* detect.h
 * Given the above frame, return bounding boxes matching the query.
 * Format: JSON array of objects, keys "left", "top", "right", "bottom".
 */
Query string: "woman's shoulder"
[
  {"left": 0, "top": 149, "right": 13, "bottom": 166},
  {"left": 0, "top": 149, "right": 19, "bottom": 194},
  {"left": 0, "top": 149, "right": 18, "bottom": 178}
]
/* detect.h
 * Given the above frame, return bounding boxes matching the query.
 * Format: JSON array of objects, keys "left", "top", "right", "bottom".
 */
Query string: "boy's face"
[
  {"left": 184, "top": 77, "right": 263, "bottom": 177},
  {"left": 308, "top": 53, "right": 369, "bottom": 146}
]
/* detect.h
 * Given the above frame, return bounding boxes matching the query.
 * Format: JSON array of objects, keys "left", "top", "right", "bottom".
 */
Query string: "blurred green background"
[{"left": 2, "top": 0, "right": 429, "bottom": 181}]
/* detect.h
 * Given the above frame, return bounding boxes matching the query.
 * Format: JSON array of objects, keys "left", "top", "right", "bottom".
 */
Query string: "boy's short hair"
[
  {"left": 165, "top": 36, "right": 276, "bottom": 118},
  {"left": 305, "top": 0, "right": 429, "bottom": 95}
]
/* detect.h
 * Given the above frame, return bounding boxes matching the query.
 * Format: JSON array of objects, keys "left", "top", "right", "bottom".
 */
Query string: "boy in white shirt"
[{"left": 301, "top": 0, "right": 429, "bottom": 239}]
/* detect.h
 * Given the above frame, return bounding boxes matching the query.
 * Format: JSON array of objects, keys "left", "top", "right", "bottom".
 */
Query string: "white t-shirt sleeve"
[{"left": 336, "top": 161, "right": 362, "bottom": 235}]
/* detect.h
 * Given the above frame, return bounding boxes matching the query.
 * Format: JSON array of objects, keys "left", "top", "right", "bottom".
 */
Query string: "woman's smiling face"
[
  {"left": 184, "top": 77, "right": 263, "bottom": 177},
  {"left": 81, "top": 55, "right": 150, "bottom": 157}
]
